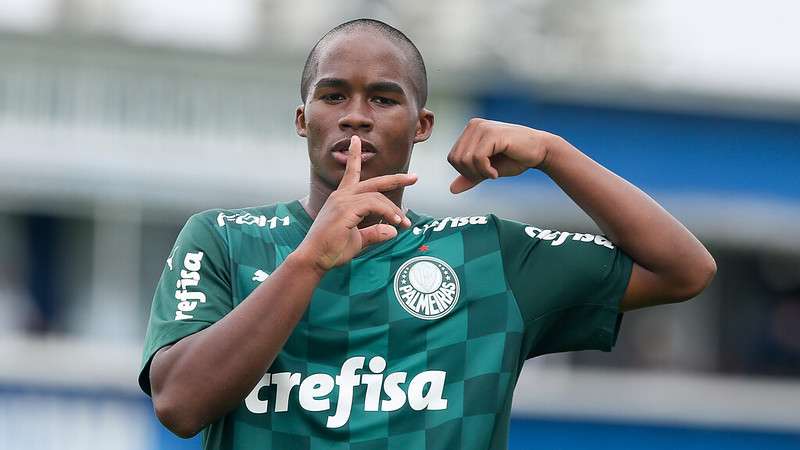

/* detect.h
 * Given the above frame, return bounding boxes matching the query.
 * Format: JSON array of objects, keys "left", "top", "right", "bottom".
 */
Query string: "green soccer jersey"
[{"left": 140, "top": 200, "right": 632, "bottom": 450}]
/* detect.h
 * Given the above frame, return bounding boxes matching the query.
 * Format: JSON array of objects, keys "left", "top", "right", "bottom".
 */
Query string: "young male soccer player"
[{"left": 140, "top": 19, "right": 716, "bottom": 449}]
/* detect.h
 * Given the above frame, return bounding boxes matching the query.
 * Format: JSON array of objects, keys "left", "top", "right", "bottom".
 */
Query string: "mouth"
[{"left": 330, "top": 137, "right": 377, "bottom": 164}]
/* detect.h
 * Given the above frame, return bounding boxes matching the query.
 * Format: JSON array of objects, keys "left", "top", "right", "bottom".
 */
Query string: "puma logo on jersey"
[
  {"left": 174, "top": 251, "right": 205, "bottom": 320},
  {"left": 244, "top": 356, "right": 447, "bottom": 428},
  {"left": 412, "top": 216, "right": 487, "bottom": 235},
  {"left": 524, "top": 226, "right": 615, "bottom": 249},
  {"left": 166, "top": 244, "right": 180, "bottom": 271},
  {"left": 252, "top": 270, "right": 269, "bottom": 282}
]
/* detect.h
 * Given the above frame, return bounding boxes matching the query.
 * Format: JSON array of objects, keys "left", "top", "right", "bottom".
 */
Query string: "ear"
[
  {"left": 295, "top": 104, "right": 307, "bottom": 137},
  {"left": 412, "top": 108, "right": 434, "bottom": 143}
]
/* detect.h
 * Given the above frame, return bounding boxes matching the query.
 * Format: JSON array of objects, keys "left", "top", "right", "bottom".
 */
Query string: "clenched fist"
[{"left": 448, "top": 118, "right": 556, "bottom": 194}]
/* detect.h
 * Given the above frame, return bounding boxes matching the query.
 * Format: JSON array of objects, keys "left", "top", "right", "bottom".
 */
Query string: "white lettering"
[
  {"left": 524, "top": 226, "right": 615, "bottom": 249},
  {"left": 413, "top": 216, "right": 488, "bottom": 235},
  {"left": 183, "top": 251, "right": 203, "bottom": 271},
  {"left": 243, "top": 356, "right": 448, "bottom": 428},
  {"left": 174, "top": 290, "right": 206, "bottom": 303},
  {"left": 217, "top": 212, "right": 291, "bottom": 228},
  {"left": 298, "top": 374, "right": 334, "bottom": 412},
  {"left": 594, "top": 235, "right": 615, "bottom": 249},
  {"left": 176, "top": 300, "right": 197, "bottom": 312},
  {"left": 408, "top": 371, "right": 448, "bottom": 411},
  {"left": 362, "top": 357, "right": 386, "bottom": 411},
  {"left": 400, "top": 283, "right": 456, "bottom": 315},
  {"left": 551, "top": 232, "right": 571, "bottom": 246},
  {"left": 433, "top": 218, "right": 450, "bottom": 232},
  {"left": 174, "top": 310, "right": 193, "bottom": 321},
  {"left": 328, "top": 357, "right": 365, "bottom": 428},
  {"left": 470, "top": 216, "right": 488, "bottom": 225},
  {"left": 272, "top": 372, "right": 302, "bottom": 413},
  {"left": 174, "top": 251, "right": 205, "bottom": 321},
  {"left": 244, "top": 374, "right": 271, "bottom": 413},
  {"left": 381, "top": 372, "right": 407, "bottom": 412}
]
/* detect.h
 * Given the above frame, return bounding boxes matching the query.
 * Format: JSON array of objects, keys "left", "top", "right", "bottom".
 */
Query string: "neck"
[{"left": 301, "top": 172, "right": 407, "bottom": 229}]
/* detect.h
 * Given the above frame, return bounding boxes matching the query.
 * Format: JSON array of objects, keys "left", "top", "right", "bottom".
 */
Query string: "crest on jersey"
[{"left": 393, "top": 256, "right": 460, "bottom": 320}]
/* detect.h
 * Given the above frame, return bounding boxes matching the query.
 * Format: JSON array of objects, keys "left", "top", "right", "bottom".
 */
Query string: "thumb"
[
  {"left": 359, "top": 224, "right": 398, "bottom": 248},
  {"left": 449, "top": 175, "right": 480, "bottom": 194}
]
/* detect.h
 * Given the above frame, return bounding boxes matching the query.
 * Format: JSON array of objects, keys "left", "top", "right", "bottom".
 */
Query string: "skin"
[
  {"left": 149, "top": 30, "right": 716, "bottom": 438},
  {"left": 446, "top": 119, "right": 717, "bottom": 310},
  {"left": 295, "top": 32, "right": 434, "bottom": 230}
]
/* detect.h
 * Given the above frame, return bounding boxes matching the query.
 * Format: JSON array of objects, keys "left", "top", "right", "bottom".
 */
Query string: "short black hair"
[{"left": 300, "top": 18, "right": 428, "bottom": 108}]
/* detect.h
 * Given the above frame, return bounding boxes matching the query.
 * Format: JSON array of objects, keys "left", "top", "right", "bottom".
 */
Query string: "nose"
[{"left": 338, "top": 99, "right": 374, "bottom": 132}]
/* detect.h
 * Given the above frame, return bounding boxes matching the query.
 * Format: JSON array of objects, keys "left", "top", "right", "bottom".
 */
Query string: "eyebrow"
[{"left": 314, "top": 78, "right": 406, "bottom": 97}]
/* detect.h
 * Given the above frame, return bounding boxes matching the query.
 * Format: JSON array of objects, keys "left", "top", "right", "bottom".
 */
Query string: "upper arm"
[
  {"left": 621, "top": 260, "right": 716, "bottom": 312},
  {"left": 620, "top": 263, "right": 670, "bottom": 312},
  {"left": 148, "top": 345, "right": 173, "bottom": 398}
]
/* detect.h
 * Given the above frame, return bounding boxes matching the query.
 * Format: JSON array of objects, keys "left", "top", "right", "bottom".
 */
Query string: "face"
[{"left": 295, "top": 32, "right": 434, "bottom": 189}]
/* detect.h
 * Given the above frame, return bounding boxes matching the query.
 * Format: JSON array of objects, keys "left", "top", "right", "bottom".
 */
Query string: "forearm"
[
  {"left": 540, "top": 134, "right": 715, "bottom": 290},
  {"left": 150, "top": 252, "right": 325, "bottom": 437}
]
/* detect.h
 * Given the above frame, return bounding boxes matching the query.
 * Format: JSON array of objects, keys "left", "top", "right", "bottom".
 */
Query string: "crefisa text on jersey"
[
  {"left": 412, "top": 216, "right": 487, "bottom": 235},
  {"left": 174, "top": 251, "right": 206, "bottom": 321},
  {"left": 524, "top": 226, "right": 616, "bottom": 248},
  {"left": 244, "top": 356, "right": 447, "bottom": 428}
]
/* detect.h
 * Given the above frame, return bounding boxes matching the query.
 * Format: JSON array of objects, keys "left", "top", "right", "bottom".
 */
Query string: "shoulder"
[{"left": 175, "top": 203, "right": 290, "bottom": 248}]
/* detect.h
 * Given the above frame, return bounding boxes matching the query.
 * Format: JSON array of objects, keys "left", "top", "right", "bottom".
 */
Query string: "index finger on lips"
[
  {"left": 353, "top": 172, "right": 418, "bottom": 194},
  {"left": 338, "top": 135, "right": 362, "bottom": 188}
]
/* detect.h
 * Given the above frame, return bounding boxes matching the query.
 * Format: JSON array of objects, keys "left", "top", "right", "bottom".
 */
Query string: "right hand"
[{"left": 295, "top": 136, "right": 417, "bottom": 273}]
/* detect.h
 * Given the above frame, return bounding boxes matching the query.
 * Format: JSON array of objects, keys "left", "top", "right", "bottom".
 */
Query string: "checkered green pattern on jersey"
[
  {"left": 219, "top": 203, "right": 305, "bottom": 304},
  {"left": 205, "top": 206, "right": 526, "bottom": 450}
]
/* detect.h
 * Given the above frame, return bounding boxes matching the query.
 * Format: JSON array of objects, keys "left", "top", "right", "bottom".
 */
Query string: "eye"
[
  {"left": 321, "top": 93, "right": 345, "bottom": 102},
  {"left": 373, "top": 96, "right": 399, "bottom": 105}
]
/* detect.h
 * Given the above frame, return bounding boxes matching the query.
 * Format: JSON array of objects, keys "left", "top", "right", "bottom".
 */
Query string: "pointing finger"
[
  {"left": 339, "top": 135, "right": 362, "bottom": 188},
  {"left": 353, "top": 173, "right": 418, "bottom": 194}
]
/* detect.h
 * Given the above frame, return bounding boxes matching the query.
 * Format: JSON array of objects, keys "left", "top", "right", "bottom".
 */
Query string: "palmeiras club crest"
[{"left": 393, "top": 256, "right": 460, "bottom": 320}]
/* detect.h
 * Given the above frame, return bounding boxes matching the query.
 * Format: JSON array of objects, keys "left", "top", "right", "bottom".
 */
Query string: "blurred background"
[{"left": 1, "top": 1, "right": 799, "bottom": 449}]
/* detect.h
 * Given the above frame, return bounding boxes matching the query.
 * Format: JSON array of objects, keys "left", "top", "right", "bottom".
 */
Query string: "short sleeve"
[
  {"left": 138, "top": 211, "right": 233, "bottom": 396},
  {"left": 491, "top": 215, "right": 633, "bottom": 358}
]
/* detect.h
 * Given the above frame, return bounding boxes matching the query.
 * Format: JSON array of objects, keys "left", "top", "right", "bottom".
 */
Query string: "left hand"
[{"left": 447, "top": 118, "right": 553, "bottom": 194}]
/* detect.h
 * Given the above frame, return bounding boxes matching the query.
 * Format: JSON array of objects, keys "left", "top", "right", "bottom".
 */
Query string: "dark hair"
[{"left": 300, "top": 18, "right": 428, "bottom": 108}]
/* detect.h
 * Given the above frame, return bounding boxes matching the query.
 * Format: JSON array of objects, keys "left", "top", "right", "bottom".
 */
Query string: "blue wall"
[
  {"left": 509, "top": 417, "right": 800, "bottom": 450},
  {"left": 5, "top": 385, "right": 794, "bottom": 450},
  {"left": 154, "top": 412, "right": 800, "bottom": 449},
  {"left": 477, "top": 94, "right": 800, "bottom": 201}
]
